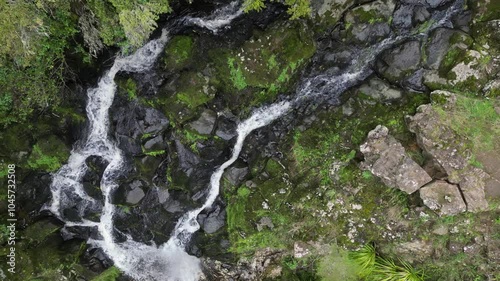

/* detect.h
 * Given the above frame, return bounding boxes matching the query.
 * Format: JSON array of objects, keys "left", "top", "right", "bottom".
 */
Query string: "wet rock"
[
  {"left": 215, "top": 112, "right": 237, "bottom": 140},
  {"left": 197, "top": 205, "right": 226, "bottom": 234},
  {"left": 426, "top": 0, "right": 453, "bottom": 8},
  {"left": 143, "top": 134, "right": 167, "bottom": 152},
  {"left": 360, "top": 125, "right": 432, "bottom": 194},
  {"left": 82, "top": 156, "right": 108, "bottom": 201},
  {"left": 358, "top": 78, "right": 402, "bottom": 101},
  {"left": 113, "top": 104, "right": 169, "bottom": 156},
  {"left": 223, "top": 165, "right": 249, "bottom": 186},
  {"left": 425, "top": 28, "right": 465, "bottom": 70},
  {"left": 376, "top": 40, "right": 421, "bottom": 83},
  {"left": 127, "top": 180, "right": 146, "bottom": 204},
  {"left": 419, "top": 180, "right": 466, "bottom": 216},
  {"left": 344, "top": 0, "right": 394, "bottom": 45},
  {"left": 188, "top": 109, "right": 217, "bottom": 135}
]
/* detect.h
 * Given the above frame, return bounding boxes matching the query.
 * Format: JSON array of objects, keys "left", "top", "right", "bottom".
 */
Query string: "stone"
[
  {"left": 197, "top": 205, "right": 226, "bottom": 234},
  {"left": 188, "top": 109, "right": 217, "bottom": 135},
  {"left": 360, "top": 125, "right": 432, "bottom": 194},
  {"left": 344, "top": 0, "right": 394, "bottom": 45},
  {"left": 406, "top": 91, "right": 491, "bottom": 212},
  {"left": 126, "top": 184, "right": 146, "bottom": 205},
  {"left": 143, "top": 134, "right": 167, "bottom": 152},
  {"left": 224, "top": 166, "right": 249, "bottom": 186},
  {"left": 419, "top": 180, "right": 466, "bottom": 216},
  {"left": 125, "top": 180, "right": 146, "bottom": 205},
  {"left": 394, "top": 240, "right": 434, "bottom": 263},
  {"left": 376, "top": 40, "right": 421, "bottom": 82},
  {"left": 293, "top": 242, "right": 311, "bottom": 259},
  {"left": 256, "top": 217, "right": 274, "bottom": 232},
  {"left": 358, "top": 78, "right": 402, "bottom": 101},
  {"left": 426, "top": 0, "right": 453, "bottom": 8}
]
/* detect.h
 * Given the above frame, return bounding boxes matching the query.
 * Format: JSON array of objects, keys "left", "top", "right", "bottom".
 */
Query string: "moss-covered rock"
[
  {"left": 163, "top": 35, "right": 195, "bottom": 70},
  {"left": 210, "top": 20, "right": 316, "bottom": 106},
  {"left": 26, "top": 135, "right": 70, "bottom": 172}
]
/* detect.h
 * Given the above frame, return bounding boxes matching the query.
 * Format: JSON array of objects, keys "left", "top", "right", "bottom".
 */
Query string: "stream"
[{"left": 47, "top": 0, "right": 464, "bottom": 280}]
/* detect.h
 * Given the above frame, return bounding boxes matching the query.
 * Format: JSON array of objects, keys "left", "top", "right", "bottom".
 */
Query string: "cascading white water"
[
  {"left": 47, "top": 3, "right": 245, "bottom": 281},
  {"left": 184, "top": 1, "right": 243, "bottom": 33},
  {"left": 48, "top": 0, "right": 463, "bottom": 280}
]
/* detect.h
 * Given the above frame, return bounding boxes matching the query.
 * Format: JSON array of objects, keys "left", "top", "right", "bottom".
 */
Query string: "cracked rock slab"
[
  {"left": 420, "top": 180, "right": 467, "bottom": 216},
  {"left": 360, "top": 125, "right": 432, "bottom": 194}
]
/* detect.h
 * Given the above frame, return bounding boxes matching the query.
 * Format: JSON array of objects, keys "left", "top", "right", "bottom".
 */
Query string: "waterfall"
[{"left": 47, "top": 0, "right": 463, "bottom": 280}]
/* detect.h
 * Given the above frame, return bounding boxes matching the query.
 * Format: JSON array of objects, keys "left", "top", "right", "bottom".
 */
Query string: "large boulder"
[
  {"left": 419, "top": 180, "right": 466, "bottom": 216},
  {"left": 360, "top": 125, "right": 432, "bottom": 194},
  {"left": 376, "top": 40, "right": 422, "bottom": 83},
  {"left": 188, "top": 109, "right": 217, "bottom": 135}
]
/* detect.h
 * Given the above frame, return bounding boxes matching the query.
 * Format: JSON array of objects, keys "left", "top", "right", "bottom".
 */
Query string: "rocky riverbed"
[{"left": 0, "top": 0, "right": 499, "bottom": 280}]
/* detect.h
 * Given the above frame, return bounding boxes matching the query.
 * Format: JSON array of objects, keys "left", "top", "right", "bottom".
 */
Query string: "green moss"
[
  {"left": 117, "top": 78, "right": 138, "bottom": 101},
  {"left": 163, "top": 35, "right": 194, "bottom": 69},
  {"left": 228, "top": 57, "right": 248, "bottom": 90},
  {"left": 27, "top": 135, "right": 70, "bottom": 172},
  {"left": 352, "top": 8, "right": 385, "bottom": 24},
  {"left": 157, "top": 71, "right": 214, "bottom": 124},
  {"left": 439, "top": 48, "right": 465, "bottom": 77},
  {"left": 317, "top": 245, "right": 361, "bottom": 281},
  {"left": 92, "top": 266, "right": 121, "bottom": 281},
  {"left": 433, "top": 95, "right": 499, "bottom": 153},
  {"left": 210, "top": 21, "right": 315, "bottom": 105}
]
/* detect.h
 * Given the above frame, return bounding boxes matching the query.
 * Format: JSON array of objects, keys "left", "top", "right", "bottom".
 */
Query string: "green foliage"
[
  {"left": 164, "top": 35, "right": 194, "bottom": 68},
  {"left": 243, "top": 0, "right": 310, "bottom": 19},
  {"left": 228, "top": 57, "right": 248, "bottom": 90},
  {"left": 243, "top": 0, "right": 266, "bottom": 12},
  {"left": 349, "top": 244, "right": 376, "bottom": 277},
  {"left": 0, "top": 0, "right": 77, "bottom": 126},
  {"left": 117, "top": 78, "right": 138, "bottom": 100},
  {"left": 371, "top": 258, "right": 426, "bottom": 281},
  {"left": 27, "top": 136, "right": 70, "bottom": 172},
  {"left": 434, "top": 95, "right": 499, "bottom": 154},
  {"left": 92, "top": 266, "right": 121, "bottom": 281}
]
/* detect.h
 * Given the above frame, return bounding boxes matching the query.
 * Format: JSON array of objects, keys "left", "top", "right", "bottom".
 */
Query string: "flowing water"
[{"left": 47, "top": 1, "right": 463, "bottom": 280}]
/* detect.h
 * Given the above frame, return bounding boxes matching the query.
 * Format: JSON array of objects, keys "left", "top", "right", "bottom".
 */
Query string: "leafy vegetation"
[
  {"left": 27, "top": 136, "right": 70, "bottom": 172},
  {"left": 243, "top": 0, "right": 311, "bottom": 19},
  {"left": 92, "top": 266, "right": 121, "bottom": 281}
]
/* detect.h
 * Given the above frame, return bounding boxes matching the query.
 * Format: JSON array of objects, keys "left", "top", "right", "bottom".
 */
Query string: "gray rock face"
[
  {"left": 358, "top": 78, "right": 402, "bottom": 101},
  {"left": 344, "top": 0, "right": 394, "bottom": 45},
  {"left": 224, "top": 166, "right": 249, "bottom": 186},
  {"left": 125, "top": 180, "right": 146, "bottom": 205},
  {"left": 377, "top": 40, "right": 421, "bottom": 82},
  {"left": 188, "top": 109, "right": 217, "bottom": 135},
  {"left": 425, "top": 28, "right": 470, "bottom": 70},
  {"left": 406, "top": 91, "right": 490, "bottom": 212},
  {"left": 419, "top": 180, "right": 466, "bottom": 216},
  {"left": 197, "top": 205, "right": 226, "bottom": 234},
  {"left": 143, "top": 134, "right": 167, "bottom": 151},
  {"left": 360, "top": 125, "right": 432, "bottom": 194},
  {"left": 114, "top": 105, "right": 169, "bottom": 156}
]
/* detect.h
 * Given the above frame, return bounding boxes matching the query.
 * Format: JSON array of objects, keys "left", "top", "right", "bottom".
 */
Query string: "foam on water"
[{"left": 184, "top": 1, "right": 243, "bottom": 33}]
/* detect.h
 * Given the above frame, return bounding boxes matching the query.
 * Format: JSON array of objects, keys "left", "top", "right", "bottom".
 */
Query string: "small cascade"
[{"left": 184, "top": 1, "right": 243, "bottom": 33}]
